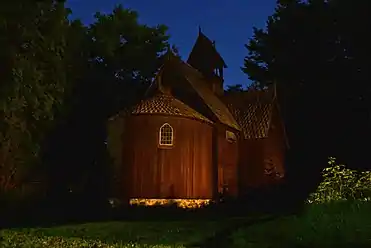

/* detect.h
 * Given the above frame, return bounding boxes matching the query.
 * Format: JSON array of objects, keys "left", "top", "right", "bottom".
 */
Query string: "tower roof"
[{"left": 187, "top": 28, "right": 227, "bottom": 69}]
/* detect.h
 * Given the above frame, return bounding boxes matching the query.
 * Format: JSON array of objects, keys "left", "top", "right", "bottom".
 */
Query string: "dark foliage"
[{"left": 242, "top": 0, "right": 371, "bottom": 200}]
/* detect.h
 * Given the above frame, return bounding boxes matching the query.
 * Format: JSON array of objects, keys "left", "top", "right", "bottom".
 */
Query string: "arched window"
[{"left": 159, "top": 123, "right": 173, "bottom": 146}]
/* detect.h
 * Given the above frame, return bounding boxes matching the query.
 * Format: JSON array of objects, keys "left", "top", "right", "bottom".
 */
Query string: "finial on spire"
[
  {"left": 273, "top": 81, "right": 277, "bottom": 99},
  {"left": 198, "top": 25, "right": 202, "bottom": 35},
  {"left": 165, "top": 43, "right": 172, "bottom": 60}
]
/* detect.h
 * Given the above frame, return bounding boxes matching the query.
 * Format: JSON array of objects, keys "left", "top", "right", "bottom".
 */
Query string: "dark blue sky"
[{"left": 66, "top": 0, "right": 276, "bottom": 88}]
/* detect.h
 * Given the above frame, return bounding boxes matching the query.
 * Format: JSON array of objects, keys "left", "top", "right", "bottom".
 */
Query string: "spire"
[
  {"left": 167, "top": 43, "right": 171, "bottom": 56},
  {"left": 164, "top": 43, "right": 174, "bottom": 61},
  {"left": 272, "top": 81, "right": 278, "bottom": 100},
  {"left": 157, "top": 67, "right": 166, "bottom": 93}
]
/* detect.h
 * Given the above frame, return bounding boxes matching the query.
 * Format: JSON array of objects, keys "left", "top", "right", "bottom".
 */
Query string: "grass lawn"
[
  {"left": 231, "top": 200, "right": 371, "bottom": 248},
  {"left": 0, "top": 218, "right": 234, "bottom": 248},
  {"left": 1, "top": 201, "right": 370, "bottom": 247}
]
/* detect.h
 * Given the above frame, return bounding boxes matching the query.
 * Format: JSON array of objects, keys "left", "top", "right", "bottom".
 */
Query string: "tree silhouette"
[
  {"left": 225, "top": 84, "right": 245, "bottom": 93},
  {"left": 0, "top": 0, "right": 71, "bottom": 196},
  {"left": 242, "top": 0, "right": 371, "bottom": 199},
  {"left": 43, "top": 4, "right": 170, "bottom": 208}
]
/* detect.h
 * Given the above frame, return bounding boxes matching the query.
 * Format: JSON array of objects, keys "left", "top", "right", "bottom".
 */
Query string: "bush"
[{"left": 307, "top": 157, "right": 371, "bottom": 204}]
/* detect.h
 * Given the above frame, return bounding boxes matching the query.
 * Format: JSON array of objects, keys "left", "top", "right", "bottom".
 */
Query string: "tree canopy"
[
  {"left": 0, "top": 2, "right": 170, "bottom": 204},
  {"left": 45, "top": 4, "right": 170, "bottom": 202},
  {"left": 0, "top": 0, "right": 71, "bottom": 192}
]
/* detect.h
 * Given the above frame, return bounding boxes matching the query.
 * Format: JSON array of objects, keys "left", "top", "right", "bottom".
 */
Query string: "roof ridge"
[{"left": 179, "top": 61, "right": 240, "bottom": 131}]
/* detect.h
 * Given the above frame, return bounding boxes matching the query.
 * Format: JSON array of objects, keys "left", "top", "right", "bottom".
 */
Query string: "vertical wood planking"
[{"left": 122, "top": 115, "right": 213, "bottom": 199}]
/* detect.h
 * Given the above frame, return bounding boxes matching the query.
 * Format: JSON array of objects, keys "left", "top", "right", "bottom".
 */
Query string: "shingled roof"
[
  {"left": 179, "top": 62, "right": 240, "bottom": 131},
  {"left": 131, "top": 93, "right": 213, "bottom": 124},
  {"left": 223, "top": 88, "right": 276, "bottom": 139},
  {"left": 146, "top": 53, "right": 240, "bottom": 131}
]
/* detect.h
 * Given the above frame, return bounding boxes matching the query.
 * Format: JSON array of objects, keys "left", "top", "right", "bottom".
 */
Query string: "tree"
[
  {"left": 87, "top": 5, "right": 169, "bottom": 113},
  {"left": 0, "top": 1, "right": 71, "bottom": 196},
  {"left": 44, "top": 4, "right": 170, "bottom": 205},
  {"left": 242, "top": 0, "right": 371, "bottom": 197},
  {"left": 225, "top": 84, "right": 245, "bottom": 93}
]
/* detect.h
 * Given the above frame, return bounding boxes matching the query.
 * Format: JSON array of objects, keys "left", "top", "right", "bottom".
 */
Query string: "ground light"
[{"left": 129, "top": 198, "right": 212, "bottom": 208}]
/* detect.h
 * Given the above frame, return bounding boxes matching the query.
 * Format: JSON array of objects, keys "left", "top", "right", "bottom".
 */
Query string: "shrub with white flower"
[{"left": 307, "top": 157, "right": 371, "bottom": 204}]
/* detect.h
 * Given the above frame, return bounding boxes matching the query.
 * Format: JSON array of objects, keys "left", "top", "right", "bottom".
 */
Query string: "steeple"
[
  {"left": 187, "top": 28, "right": 227, "bottom": 96},
  {"left": 164, "top": 44, "right": 175, "bottom": 60},
  {"left": 145, "top": 45, "right": 178, "bottom": 97}
]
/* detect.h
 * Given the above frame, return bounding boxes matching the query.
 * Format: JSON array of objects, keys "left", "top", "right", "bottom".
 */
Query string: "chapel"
[{"left": 107, "top": 29, "right": 288, "bottom": 203}]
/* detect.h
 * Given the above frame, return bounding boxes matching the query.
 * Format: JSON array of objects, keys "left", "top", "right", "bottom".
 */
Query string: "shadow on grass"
[
  {"left": 0, "top": 201, "right": 308, "bottom": 247},
  {"left": 186, "top": 185, "right": 308, "bottom": 248},
  {"left": 0, "top": 184, "right": 308, "bottom": 247},
  {"left": 1, "top": 184, "right": 303, "bottom": 224},
  {"left": 2, "top": 201, "right": 369, "bottom": 248},
  {"left": 0, "top": 200, "right": 271, "bottom": 228},
  {"left": 186, "top": 214, "right": 278, "bottom": 248},
  {"left": 0, "top": 198, "right": 302, "bottom": 228},
  {"left": 0, "top": 202, "right": 290, "bottom": 248}
]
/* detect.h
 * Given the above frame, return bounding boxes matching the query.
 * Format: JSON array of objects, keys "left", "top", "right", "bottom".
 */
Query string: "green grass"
[
  {"left": 230, "top": 200, "right": 371, "bottom": 248},
  {"left": 1, "top": 201, "right": 370, "bottom": 247},
  {"left": 0, "top": 219, "right": 231, "bottom": 248}
]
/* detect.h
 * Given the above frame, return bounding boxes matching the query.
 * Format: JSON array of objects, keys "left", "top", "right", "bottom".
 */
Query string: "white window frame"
[{"left": 159, "top": 123, "right": 174, "bottom": 146}]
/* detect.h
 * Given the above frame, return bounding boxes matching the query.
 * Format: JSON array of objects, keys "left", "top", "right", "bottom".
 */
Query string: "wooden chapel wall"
[
  {"left": 238, "top": 138, "right": 265, "bottom": 194},
  {"left": 262, "top": 106, "right": 286, "bottom": 185},
  {"left": 216, "top": 124, "right": 239, "bottom": 197},
  {"left": 122, "top": 115, "right": 214, "bottom": 199}
]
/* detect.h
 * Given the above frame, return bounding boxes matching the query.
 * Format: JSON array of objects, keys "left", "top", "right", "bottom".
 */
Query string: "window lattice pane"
[{"left": 160, "top": 124, "right": 173, "bottom": 145}]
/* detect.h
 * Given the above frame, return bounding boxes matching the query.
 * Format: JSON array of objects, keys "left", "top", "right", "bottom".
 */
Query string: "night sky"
[{"left": 66, "top": 0, "right": 276, "bottom": 88}]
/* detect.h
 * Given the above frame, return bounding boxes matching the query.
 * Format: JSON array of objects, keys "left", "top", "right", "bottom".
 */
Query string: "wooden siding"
[
  {"left": 238, "top": 138, "right": 265, "bottom": 194},
  {"left": 238, "top": 105, "right": 286, "bottom": 194},
  {"left": 122, "top": 115, "right": 213, "bottom": 199},
  {"left": 216, "top": 124, "right": 239, "bottom": 197},
  {"left": 262, "top": 105, "right": 286, "bottom": 185}
]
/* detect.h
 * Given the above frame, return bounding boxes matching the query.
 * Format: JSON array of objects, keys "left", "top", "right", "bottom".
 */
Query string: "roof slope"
[
  {"left": 132, "top": 93, "right": 213, "bottom": 124},
  {"left": 145, "top": 53, "right": 240, "bottom": 131},
  {"left": 178, "top": 61, "right": 240, "bottom": 131},
  {"left": 223, "top": 89, "right": 276, "bottom": 139}
]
